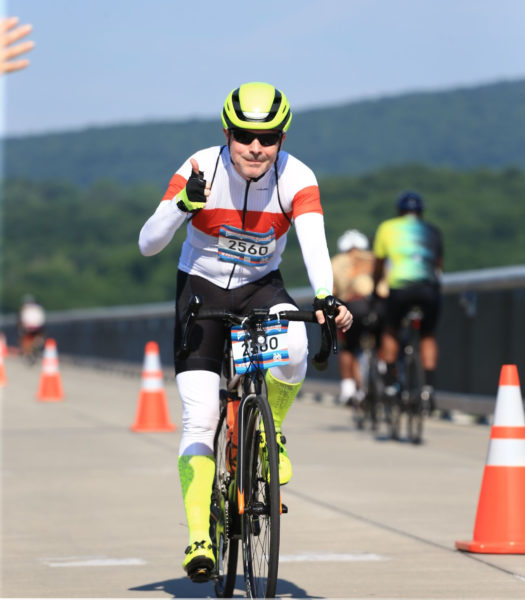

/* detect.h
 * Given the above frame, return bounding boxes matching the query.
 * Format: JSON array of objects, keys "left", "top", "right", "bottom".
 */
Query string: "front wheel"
[
  {"left": 241, "top": 395, "right": 280, "bottom": 599},
  {"left": 211, "top": 397, "right": 239, "bottom": 598}
]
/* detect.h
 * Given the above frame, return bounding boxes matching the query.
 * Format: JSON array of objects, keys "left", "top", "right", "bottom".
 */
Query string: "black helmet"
[{"left": 396, "top": 190, "right": 424, "bottom": 214}]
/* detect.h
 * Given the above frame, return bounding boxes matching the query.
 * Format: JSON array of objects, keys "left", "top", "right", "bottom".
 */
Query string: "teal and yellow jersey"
[{"left": 373, "top": 214, "right": 442, "bottom": 289}]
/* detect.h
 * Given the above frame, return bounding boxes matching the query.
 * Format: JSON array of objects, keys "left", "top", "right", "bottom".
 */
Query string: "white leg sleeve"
[
  {"left": 176, "top": 370, "right": 220, "bottom": 457},
  {"left": 269, "top": 302, "right": 308, "bottom": 383}
]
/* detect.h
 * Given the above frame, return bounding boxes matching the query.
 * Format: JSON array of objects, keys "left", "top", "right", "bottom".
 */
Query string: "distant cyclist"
[
  {"left": 17, "top": 294, "right": 46, "bottom": 360},
  {"left": 372, "top": 191, "right": 443, "bottom": 409},
  {"left": 139, "top": 82, "right": 352, "bottom": 581},
  {"left": 331, "top": 229, "right": 387, "bottom": 405}
]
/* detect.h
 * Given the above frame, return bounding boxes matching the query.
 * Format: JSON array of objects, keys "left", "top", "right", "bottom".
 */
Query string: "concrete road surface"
[{"left": 2, "top": 356, "right": 525, "bottom": 598}]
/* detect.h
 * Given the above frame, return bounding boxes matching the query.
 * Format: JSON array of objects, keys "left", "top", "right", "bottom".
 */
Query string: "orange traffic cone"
[
  {"left": 131, "top": 341, "right": 176, "bottom": 432},
  {"left": 37, "top": 338, "right": 64, "bottom": 402},
  {"left": 0, "top": 332, "right": 7, "bottom": 358},
  {"left": 455, "top": 364, "right": 525, "bottom": 554},
  {"left": 0, "top": 337, "right": 6, "bottom": 387}
]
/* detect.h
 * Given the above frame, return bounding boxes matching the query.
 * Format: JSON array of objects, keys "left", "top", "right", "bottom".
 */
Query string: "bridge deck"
[{"left": 2, "top": 358, "right": 524, "bottom": 598}]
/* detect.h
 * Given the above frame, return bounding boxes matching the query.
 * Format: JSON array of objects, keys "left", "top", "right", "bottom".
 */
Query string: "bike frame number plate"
[{"left": 231, "top": 319, "right": 290, "bottom": 374}]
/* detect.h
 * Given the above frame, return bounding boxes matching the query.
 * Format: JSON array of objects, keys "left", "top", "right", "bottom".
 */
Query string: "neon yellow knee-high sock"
[
  {"left": 178, "top": 455, "right": 215, "bottom": 543},
  {"left": 265, "top": 370, "right": 303, "bottom": 431}
]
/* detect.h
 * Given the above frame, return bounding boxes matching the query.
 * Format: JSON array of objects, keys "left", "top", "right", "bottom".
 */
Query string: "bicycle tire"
[
  {"left": 351, "top": 350, "right": 368, "bottom": 430},
  {"left": 366, "top": 353, "right": 382, "bottom": 432},
  {"left": 406, "top": 353, "right": 425, "bottom": 444},
  {"left": 386, "top": 395, "right": 402, "bottom": 440},
  {"left": 211, "top": 399, "right": 239, "bottom": 598},
  {"left": 353, "top": 403, "right": 366, "bottom": 430},
  {"left": 241, "top": 395, "right": 280, "bottom": 599}
]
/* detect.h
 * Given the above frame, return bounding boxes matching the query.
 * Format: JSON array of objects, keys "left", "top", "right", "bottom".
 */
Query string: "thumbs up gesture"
[{"left": 176, "top": 158, "right": 210, "bottom": 213}]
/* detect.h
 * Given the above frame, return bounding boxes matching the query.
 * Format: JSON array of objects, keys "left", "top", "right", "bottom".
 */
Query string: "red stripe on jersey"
[
  {"left": 292, "top": 185, "right": 322, "bottom": 218},
  {"left": 192, "top": 208, "right": 292, "bottom": 239},
  {"left": 162, "top": 173, "right": 187, "bottom": 201}
]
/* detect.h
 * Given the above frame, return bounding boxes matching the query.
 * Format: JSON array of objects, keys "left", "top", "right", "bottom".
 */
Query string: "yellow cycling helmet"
[{"left": 222, "top": 82, "right": 292, "bottom": 132}]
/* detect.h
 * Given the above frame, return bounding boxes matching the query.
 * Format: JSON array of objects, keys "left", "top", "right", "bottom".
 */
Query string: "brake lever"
[
  {"left": 177, "top": 294, "right": 203, "bottom": 360},
  {"left": 323, "top": 296, "right": 339, "bottom": 355},
  {"left": 311, "top": 295, "right": 339, "bottom": 371}
]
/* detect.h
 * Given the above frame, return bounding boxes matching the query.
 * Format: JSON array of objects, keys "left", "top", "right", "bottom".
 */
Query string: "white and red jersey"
[{"left": 139, "top": 145, "right": 333, "bottom": 293}]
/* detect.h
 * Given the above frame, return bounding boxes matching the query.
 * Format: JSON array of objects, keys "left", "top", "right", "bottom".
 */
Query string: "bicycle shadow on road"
[
  {"left": 372, "top": 432, "right": 427, "bottom": 445},
  {"left": 276, "top": 578, "right": 321, "bottom": 598},
  {"left": 129, "top": 576, "right": 215, "bottom": 598},
  {"left": 129, "top": 575, "right": 316, "bottom": 598}
]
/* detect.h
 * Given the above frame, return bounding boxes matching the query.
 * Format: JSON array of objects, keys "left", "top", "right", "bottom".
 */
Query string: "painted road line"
[
  {"left": 279, "top": 552, "right": 385, "bottom": 563},
  {"left": 41, "top": 556, "right": 146, "bottom": 568}
]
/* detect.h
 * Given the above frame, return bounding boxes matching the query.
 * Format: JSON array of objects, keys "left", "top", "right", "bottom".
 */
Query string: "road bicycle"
[
  {"left": 379, "top": 306, "right": 426, "bottom": 442},
  {"left": 352, "top": 310, "right": 384, "bottom": 432},
  {"left": 397, "top": 306, "right": 426, "bottom": 444},
  {"left": 179, "top": 294, "right": 338, "bottom": 598},
  {"left": 19, "top": 331, "right": 45, "bottom": 365}
]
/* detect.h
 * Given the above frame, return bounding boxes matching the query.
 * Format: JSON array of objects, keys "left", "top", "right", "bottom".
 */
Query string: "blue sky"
[{"left": 3, "top": 0, "right": 525, "bottom": 136}]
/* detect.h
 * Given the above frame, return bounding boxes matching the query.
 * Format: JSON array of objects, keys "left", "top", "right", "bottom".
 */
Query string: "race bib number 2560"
[{"left": 218, "top": 224, "right": 276, "bottom": 267}]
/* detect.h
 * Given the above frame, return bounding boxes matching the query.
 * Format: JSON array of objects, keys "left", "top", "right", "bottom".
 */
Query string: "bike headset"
[
  {"left": 201, "top": 82, "right": 294, "bottom": 224},
  {"left": 396, "top": 191, "right": 424, "bottom": 215}
]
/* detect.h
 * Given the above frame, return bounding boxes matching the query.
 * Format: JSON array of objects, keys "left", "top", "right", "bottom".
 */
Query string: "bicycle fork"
[{"left": 235, "top": 392, "right": 257, "bottom": 515}]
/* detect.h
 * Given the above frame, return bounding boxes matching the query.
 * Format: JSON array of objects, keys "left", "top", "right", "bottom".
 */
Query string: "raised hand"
[
  {"left": 0, "top": 17, "right": 34, "bottom": 75},
  {"left": 176, "top": 159, "right": 210, "bottom": 212}
]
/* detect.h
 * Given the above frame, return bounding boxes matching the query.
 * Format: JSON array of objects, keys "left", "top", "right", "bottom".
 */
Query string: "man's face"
[{"left": 224, "top": 128, "right": 285, "bottom": 180}]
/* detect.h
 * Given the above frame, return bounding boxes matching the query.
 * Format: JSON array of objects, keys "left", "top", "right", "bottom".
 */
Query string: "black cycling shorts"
[
  {"left": 338, "top": 297, "right": 385, "bottom": 353},
  {"left": 174, "top": 269, "right": 297, "bottom": 375},
  {"left": 384, "top": 283, "right": 441, "bottom": 334}
]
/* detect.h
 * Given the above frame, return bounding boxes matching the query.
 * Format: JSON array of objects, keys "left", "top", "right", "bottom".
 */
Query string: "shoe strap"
[{"left": 186, "top": 539, "right": 211, "bottom": 554}]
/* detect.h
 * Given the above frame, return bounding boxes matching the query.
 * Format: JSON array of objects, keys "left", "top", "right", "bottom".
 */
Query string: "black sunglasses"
[{"left": 230, "top": 129, "right": 282, "bottom": 147}]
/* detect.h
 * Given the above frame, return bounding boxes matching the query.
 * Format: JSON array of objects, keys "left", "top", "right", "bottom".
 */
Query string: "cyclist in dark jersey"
[{"left": 372, "top": 191, "right": 443, "bottom": 408}]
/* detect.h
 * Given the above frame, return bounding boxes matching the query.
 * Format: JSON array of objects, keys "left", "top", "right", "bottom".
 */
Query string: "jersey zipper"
[{"left": 225, "top": 179, "right": 251, "bottom": 290}]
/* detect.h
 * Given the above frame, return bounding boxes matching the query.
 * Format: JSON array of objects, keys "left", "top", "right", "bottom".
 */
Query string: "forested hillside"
[
  {"left": 4, "top": 79, "right": 525, "bottom": 313},
  {"left": 3, "top": 165, "right": 524, "bottom": 312},
  {"left": 5, "top": 79, "right": 525, "bottom": 187}
]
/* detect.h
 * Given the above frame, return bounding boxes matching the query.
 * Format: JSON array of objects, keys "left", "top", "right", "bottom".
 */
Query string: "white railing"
[{"left": 2, "top": 264, "right": 524, "bottom": 325}]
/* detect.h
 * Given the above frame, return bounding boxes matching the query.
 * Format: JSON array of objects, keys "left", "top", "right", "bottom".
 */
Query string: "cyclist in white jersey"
[{"left": 139, "top": 82, "right": 352, "bottom": 580}]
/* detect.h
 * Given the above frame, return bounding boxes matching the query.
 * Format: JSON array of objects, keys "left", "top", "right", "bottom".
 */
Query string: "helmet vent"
[{"left": 243, "top": 110, "right": 270, "bottom": 120}]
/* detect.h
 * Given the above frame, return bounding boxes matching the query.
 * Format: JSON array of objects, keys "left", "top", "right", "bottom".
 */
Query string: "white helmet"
[{"left": 337, "top": 229, "right": 369, "bottom": 252}]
